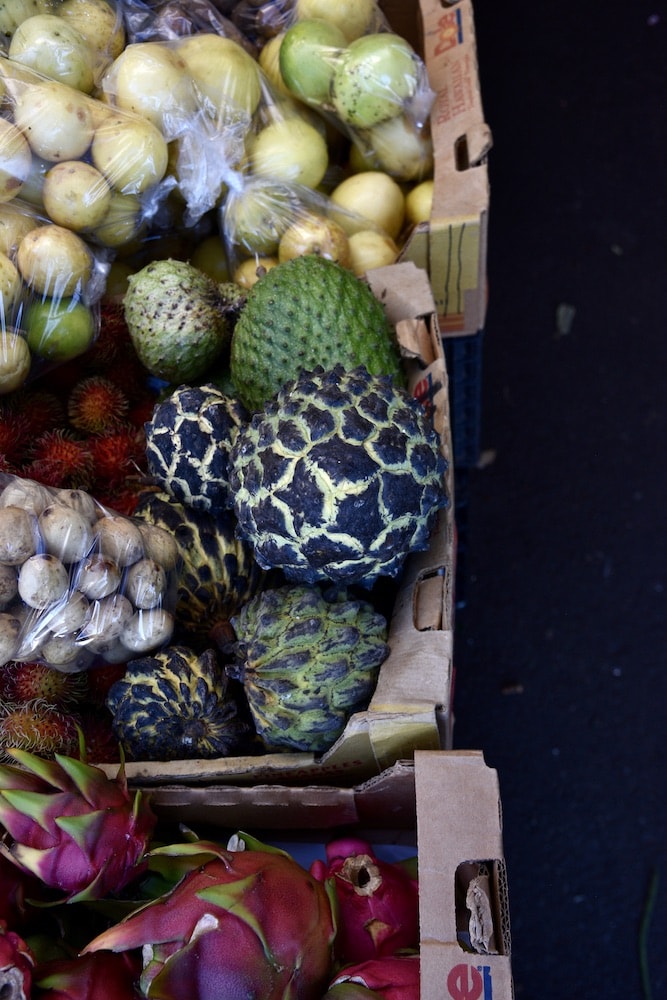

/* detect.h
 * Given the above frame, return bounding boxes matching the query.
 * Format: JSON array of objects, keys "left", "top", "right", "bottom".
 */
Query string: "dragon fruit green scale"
[
  {"left": 83, "top": 837, "right": 337, "bottom": 1000},
  {"left": 0, "top": 749, "right": 156, "bottom": 903},
  {"left": 229, "top": 364, "right": 449, "bottom": 587}
]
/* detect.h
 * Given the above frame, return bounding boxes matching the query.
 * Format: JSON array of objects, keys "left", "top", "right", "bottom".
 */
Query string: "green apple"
[
  {"left": 0, "top": 330, "right": 32, "bottom": 394},
  {"left": 25, "top": 296, "right": 95, "bottom": 362},
  {"left": 331, "top": 33, "right": 419, "bottom": 128},
  {"left": 295, "top": 0, "right": 377, "bottom": 43},
  {"left": 279, "top": 18, "right": 346, "bottom": 105},
  {"left": 9, "top": 14, "right": 96, "bottom": 92}
]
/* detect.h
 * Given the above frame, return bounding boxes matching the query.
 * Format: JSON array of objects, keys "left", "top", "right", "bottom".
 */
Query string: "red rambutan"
[
  {"left": 89, "top": 424, "right": 146, "bottom": 488},
  {"left": 84, "top": 660, "right": 128, "bottom": 706},
  {"left": 0, "top": 661, "right": 88, "bottom": 708},
  {"left": 8, "top": 389, "right": 66, "bottom": 441},
  {"left": 68, "top": 376, "right": 130, "bottom": 434},
  {"left": 24, "top": 429, "right": 95, "bottom": 489},
  {"left": 76, "top": 706, "right": 121, "bottom": 764},
  {"left": 0, "top": 407, "right": 32, "bottom": 464},
  {"left": 0, "top": 699, "right": 80, "bottom": 761},
  {"left": 83, "top": 301, "right": 131, "bottom": 368}
]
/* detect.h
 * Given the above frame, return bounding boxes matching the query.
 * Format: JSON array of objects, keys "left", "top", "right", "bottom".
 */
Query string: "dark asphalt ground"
[{"left": 450, "top": 2, "right": 667, "bottom": 997}]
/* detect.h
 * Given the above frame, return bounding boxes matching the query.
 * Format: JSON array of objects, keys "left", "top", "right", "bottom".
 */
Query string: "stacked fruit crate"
[{"left": 0, "top": 1, "right": 510, "bottom": 997}]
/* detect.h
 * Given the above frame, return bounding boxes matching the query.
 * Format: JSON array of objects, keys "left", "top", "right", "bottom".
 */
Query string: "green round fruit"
[
  {"left": 279, "top": 18, "right": 346, "bottom": 105},
  {"left": 25, "top": 296, "right": 96, "bottom": 362},
  {"left": 331, "top": 33, "right": 419, "bottom": 128}
]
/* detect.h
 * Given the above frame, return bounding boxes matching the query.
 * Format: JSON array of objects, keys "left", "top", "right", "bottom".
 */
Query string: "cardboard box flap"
[
  {"left": 137, "top": 758, "right": 419, "bottom": 833},
  {"left": 415, "top": 751, "right": 514, "bottom": 998}
]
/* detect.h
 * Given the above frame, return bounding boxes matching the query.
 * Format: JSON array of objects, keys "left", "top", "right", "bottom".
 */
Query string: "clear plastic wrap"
[
  {"left": 221, "top": 173, "right": 400, "bottom": 282},
  {"left": 1, "top": 0, "right": 127, "bottom": 92},
  {"left": 0, "top": 473, "right": 180, "bottom": 672},
  {"left": 274, "top": 17, "right": 435, "bottom": 181}
]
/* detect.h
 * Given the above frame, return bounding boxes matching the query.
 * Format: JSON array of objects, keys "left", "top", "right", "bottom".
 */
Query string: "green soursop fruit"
[
  {"left": 124, "top": 259, "right": 232, "bottom": 383},
  {"left": 106, "top": 645, "right": 252, "bottom": 760},
  {"left": 145, "top": 382, "right": 248, "bottom": 512},
  {"left": 229, "top": 364, "right": 448, "bottom": 587},
  {"left": 227, "top": 584, "right": 389, "bottom": 753},
  {"left": 133, "top": 490, "right": 266, "bottom": 650},
  {"left": 229, "top": 254, "right": 404, "bottom": 411}
]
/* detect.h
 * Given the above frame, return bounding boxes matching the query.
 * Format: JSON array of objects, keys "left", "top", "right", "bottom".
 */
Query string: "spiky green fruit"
[
  {"left": 229, "top": 364, "right": 448, "bottom": 587},
  {"left": 124, "top": 259, "right": 232, "bottom": 383},
  {"left": 227, "top": 584, "right": 389, "bottom": 753},
  {"left": 145, "top": 382, "right": 248, "bottom": 512},
  {"left": 229, "top": 254, "right": 403, "bottom": 411},
  {"left": 106, "top": 645, "right": 251, "bottom": 761}
]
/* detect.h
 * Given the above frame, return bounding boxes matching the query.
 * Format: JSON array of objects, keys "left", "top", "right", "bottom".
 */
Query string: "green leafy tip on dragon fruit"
[
  {"left": 34, "top": 951, "right": 142, "bottom": 1000},
  {"left": 0, "top": 749, "right": 157, "bottom": 903},
  {"left": 0, "top": 919, "right": 34, "bottom": 1000},
  {"left": 83, "top": 833, "right": 337, "bottom": 1000}
]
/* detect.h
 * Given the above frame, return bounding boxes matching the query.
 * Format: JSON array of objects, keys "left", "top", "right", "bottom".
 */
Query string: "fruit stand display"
[{"left": 0, "top": 1, "right": 512, "bottom": 997}]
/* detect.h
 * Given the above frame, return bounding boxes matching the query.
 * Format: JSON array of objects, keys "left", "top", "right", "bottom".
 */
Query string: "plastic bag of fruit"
[
  {"left": 247, "top": 0, "right": 435, "bottom": 181},
  {"left": 0, "top": 473, "right": 180, "bottom": 672},
  {"left": 221, "top": 173, "right": 401, "bottom": 284},
  {"left": 121, "top": 0, "right": 258, "bottom": 56}
]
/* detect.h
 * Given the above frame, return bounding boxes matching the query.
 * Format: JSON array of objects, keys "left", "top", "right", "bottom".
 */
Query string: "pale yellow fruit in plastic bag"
[
  {"left": 0, "top": 330, "right": 31, "bottom": 394},
  {"left": 348, "top": 229, "right": 398, "bottom": 275},
  {"left": 330, "top": 170, "right": 405, "bottom": 240},
  {"left": 178, "top": 33, "right": 262, "bottom": 120},
  {"left": 0, "top": 117, "right": 32, "bottom": 201}
]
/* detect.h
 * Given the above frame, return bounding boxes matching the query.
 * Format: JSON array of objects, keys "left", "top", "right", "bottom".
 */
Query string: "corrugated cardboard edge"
[
  {"left": 415, "top": 751, "right": 515, "bottom": 1000},
  {"left": 99, "top": 263, "right": 454, "bottom": 787},
  {"left": 399, "top": 0, "right": 492, "bottom": 336}
]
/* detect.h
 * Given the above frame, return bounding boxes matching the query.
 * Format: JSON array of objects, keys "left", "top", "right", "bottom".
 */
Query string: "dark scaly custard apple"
[
  {"left": 229, "top": 254, "right": 404, "bottom": 412},
  {"left": 229, "top": 364, "right": 449, "bottom": 587},
  {"left": 227, "top": 584, "right": 389, "bottom": 753},
  {"left": 145, "top": 382, "right": 247, "bottom": 512},
  {"left": 133, "top": 490, "right": 266, "bottom": 649},
  {"left": 106, "top": 645, "right": 251, "bottom": 760}
]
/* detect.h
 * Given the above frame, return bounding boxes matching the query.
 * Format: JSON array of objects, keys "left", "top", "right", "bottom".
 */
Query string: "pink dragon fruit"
[
  {"left": 0, "top": 852, "right": 48, "bottom": 930},
  {"left": 34, "top": 951, "right": 142, "bottom": 1000},
  {"left": 0, "top": 919, "right": 34, "bottom": 1000},
  {"left": 310, "top": 838, "right": 419, "bottom": 964},
  {"left": 82, "top": 834, "right": 337, "bottom": 1000},
  {"left": 0, "top": 748, "right": 156, "bottom": 903},
  {"left": 324, "top": 955, "right": 420, "bottom": 1000}
]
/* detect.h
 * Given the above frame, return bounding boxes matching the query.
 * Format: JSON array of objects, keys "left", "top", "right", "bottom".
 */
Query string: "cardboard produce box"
[
  {"left": 383, "top": 0, "right": 492, "bottom": 337},
  {"left": 100, "top": 262, "right": 455, "bottom": 788},
  {"left": 142, "top": 751, "right": 514, "bottom": 1000}
]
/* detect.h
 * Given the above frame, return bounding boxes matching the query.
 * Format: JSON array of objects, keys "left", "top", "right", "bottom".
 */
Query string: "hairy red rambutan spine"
[{"left": 68, "top": 376, "right": 130, "bottom": 434}]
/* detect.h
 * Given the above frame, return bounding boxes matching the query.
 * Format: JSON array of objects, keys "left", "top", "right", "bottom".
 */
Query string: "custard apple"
[
  {"left": 227, "top": 584, "right": 389, "bottom": 753},
  {"left": 229, "top": 254, "right": 404, "bottom": 411},
  {"left": 145, "top": 382, "right": 248, "bottom": 512},
  {"left": 229, "top": 364, "right": 448, "bottom": 587},
  {"left": 133, "top": 490, "right": 266, "bottom": 649},
  {"left": 106, "top": 645, "right": 251, "bottom": 760},
  {"left": 124, "top": 259, "right": 232, "bottom": 383}
]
